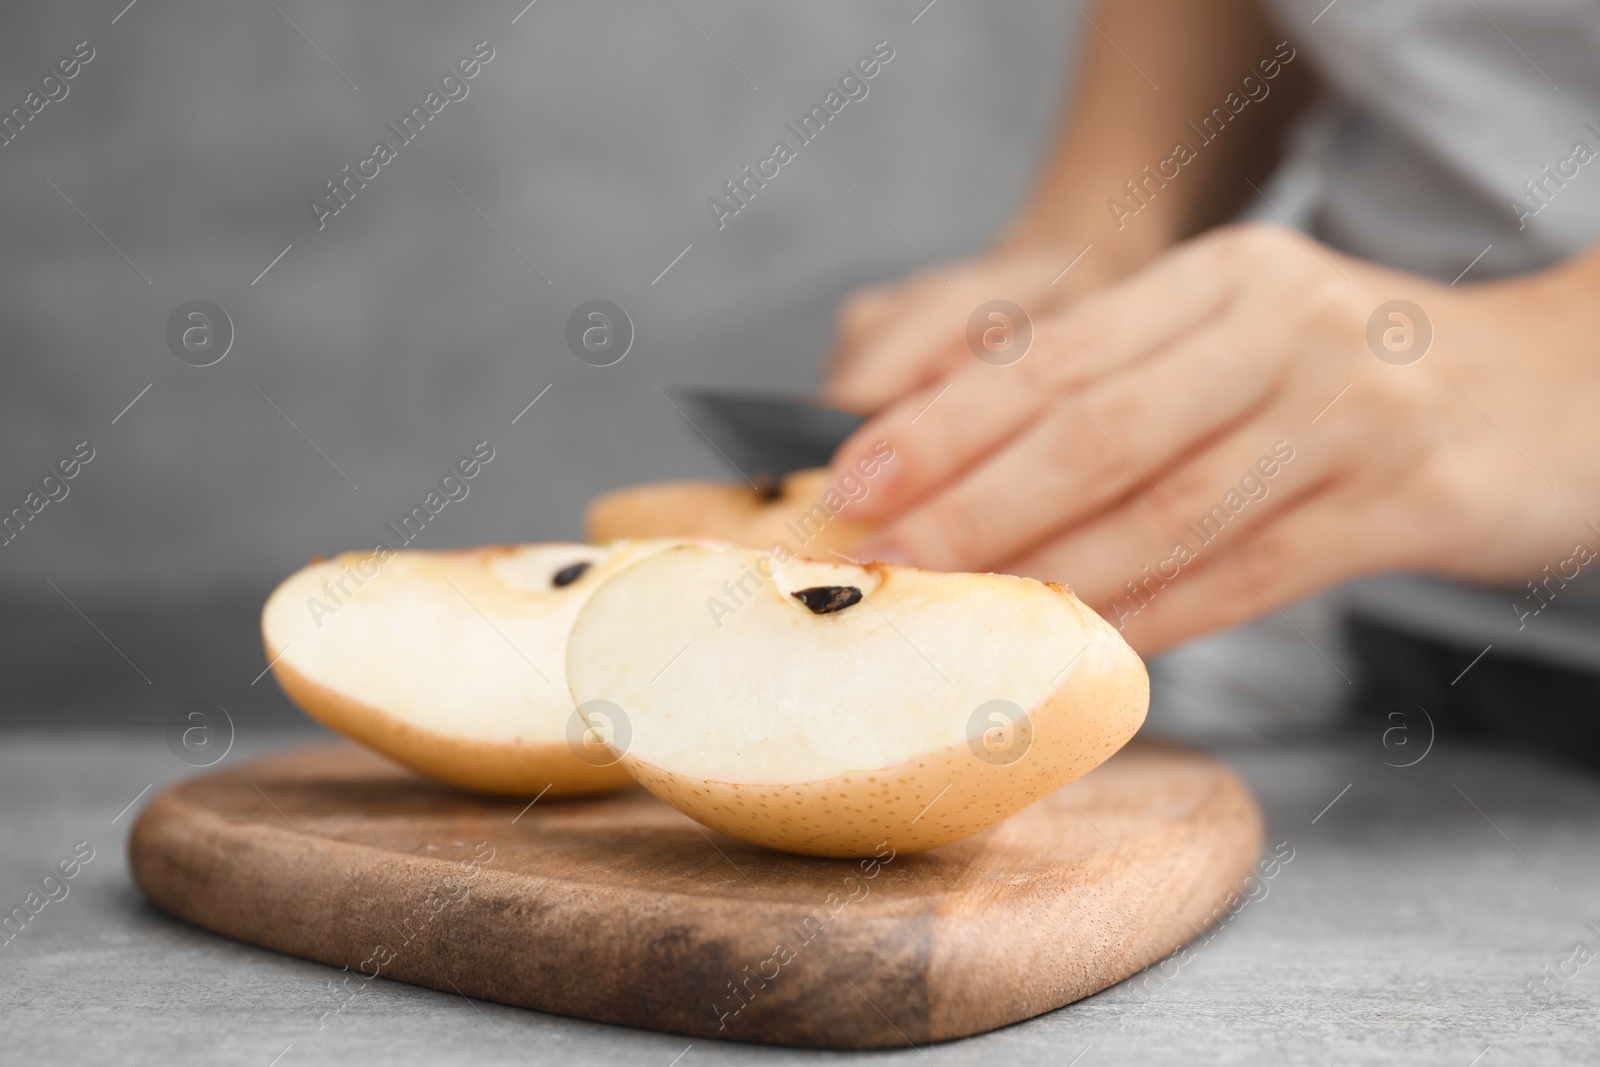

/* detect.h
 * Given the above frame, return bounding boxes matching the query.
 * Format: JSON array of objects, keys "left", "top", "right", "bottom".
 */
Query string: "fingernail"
[
  {"left": 866, "top": 449, "right": 900, "bottom": 492},
  {"left": 830, "top": 449, "right": 899, "bottom": 515}
]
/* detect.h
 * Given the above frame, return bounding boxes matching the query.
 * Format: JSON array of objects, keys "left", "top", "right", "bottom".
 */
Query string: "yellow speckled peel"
[
  {"left": 261, "top": 541, "right": 673, "bottom": 797},
  {"left": 566, "top": 543, "right": 1149, "bottom": 856},
  {"left": 585, "top": 468, "right": 872, "bottom": 559}
]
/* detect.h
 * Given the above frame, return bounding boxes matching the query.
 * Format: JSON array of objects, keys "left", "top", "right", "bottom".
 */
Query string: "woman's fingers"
[
  {"left": 996, "top": 417, "right": 1328, "bottom": 607},
  {"left": 825, "top": 250, "right": 1074, "bottom": 414},
  {"left": 1010, "top": 226, "right": 1246, "bottom": 389},
  {"left": 830, "top": 361, "right": 1051, "bottom": 519},
  {"left": 826, "top": 271, "right": 970, "bottom": 412},
  {"left": 1105, "top": 489, "right": 1396, "bottom": 657},
  {"left": 824, "top": 244, "right": 1148, "bottom": 413},
  {"left": 845, "top": 308, "right": 1296, "bottom": 570},
  {"left": 831, "top": 228, "right": 1250, "bottom": 525}
]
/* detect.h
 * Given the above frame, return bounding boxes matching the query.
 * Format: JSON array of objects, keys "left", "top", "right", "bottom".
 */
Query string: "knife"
[{"left": 670, "top": 389, "right": 865, "bottom": 481}]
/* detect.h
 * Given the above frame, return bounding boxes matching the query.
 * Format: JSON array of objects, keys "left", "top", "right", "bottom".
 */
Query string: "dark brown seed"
[
  {"left": 752, "top": 474, "right": 782, "bottom": 503},
  {"left": 791, "top": 585, "right": 863, "bottom": 615},
  {"left": 552, "top": 561, "right": 592, "bottom": 588}
]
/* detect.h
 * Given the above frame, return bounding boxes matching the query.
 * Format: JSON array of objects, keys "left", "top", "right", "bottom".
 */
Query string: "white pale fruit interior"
[
  {"left": 566, "top": 544, "right": 1092, "bottom": 783},
  {"left": 264, "top": 542, "right": 655, "bottom": 742}
]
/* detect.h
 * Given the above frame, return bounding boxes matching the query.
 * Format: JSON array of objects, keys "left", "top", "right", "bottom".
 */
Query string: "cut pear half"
[
  {"left": 262, "top": 541, "right": 672, "bottom": 797},
  {"left": 586, "top": 468, "right": 872, "bottom": 560},
  {"left": 566, "top": 543, "right": 1149, "bottom": 856}
]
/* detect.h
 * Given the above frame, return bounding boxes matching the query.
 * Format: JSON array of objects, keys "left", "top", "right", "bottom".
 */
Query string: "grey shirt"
[{"left": 1269, "top": 0, "right": 1600, "bottom": 278}]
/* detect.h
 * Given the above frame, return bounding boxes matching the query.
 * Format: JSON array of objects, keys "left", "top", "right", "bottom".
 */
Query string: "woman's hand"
[{"left": 830, "top": 222, "right": 1600, "bottom": 655}]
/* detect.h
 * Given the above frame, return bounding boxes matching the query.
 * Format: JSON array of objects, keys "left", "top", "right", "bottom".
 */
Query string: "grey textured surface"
[{"left": 5, "top": 723, "right": 1600, "bottom": 1065}]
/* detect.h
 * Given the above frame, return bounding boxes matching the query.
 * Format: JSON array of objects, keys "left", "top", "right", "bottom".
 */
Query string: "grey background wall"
[
  {"left": 0, "top": 1, "right": 1094, "bottom": 717},
  {"left": 2, "top": 1, "right": 1081, "bottom": 593}
]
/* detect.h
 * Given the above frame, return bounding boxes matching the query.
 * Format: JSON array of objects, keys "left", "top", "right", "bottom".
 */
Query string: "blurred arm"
[{"left": 1001, "top": 0, "right": 1316, "bottom": 267}]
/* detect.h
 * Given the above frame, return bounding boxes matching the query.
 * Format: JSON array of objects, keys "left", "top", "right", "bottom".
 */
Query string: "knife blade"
[{"left": 670, "top": 389, "right": 865, "bottom": 481}]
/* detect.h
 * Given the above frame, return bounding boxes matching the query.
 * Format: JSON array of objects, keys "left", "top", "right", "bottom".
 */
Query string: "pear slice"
[
  {"left": 262, "top": 541, "right": 671, "bottom": 797},
  {"left": 566, "top": 542, "right": 1148, "bottom": 856},
  {"left": 586, "top": 468, "right": 872, "bottom": 560}
]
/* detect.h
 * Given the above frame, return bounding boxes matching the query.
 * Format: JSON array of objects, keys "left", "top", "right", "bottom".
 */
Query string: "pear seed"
[
  {"left": 552, "top": 561, "right": 591, "bottom": 587},
  {"left": 791, "top": 585, "right": 863, "bottom": 615}
]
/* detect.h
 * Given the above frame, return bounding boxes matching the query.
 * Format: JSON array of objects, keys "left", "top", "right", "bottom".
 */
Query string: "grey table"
[{"left": 3, "top": 722, "right": 1597, "bottom": 1066}]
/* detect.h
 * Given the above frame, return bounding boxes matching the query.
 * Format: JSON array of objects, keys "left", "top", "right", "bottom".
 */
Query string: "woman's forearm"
[{"left": 1000, "top": 0, "right": 1315, "bottom": 273}]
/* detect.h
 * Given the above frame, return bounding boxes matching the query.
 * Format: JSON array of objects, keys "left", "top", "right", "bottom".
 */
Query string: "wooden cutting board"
[{"left": 130, "top": 738, "right": 1262, "bottom": 1048}]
